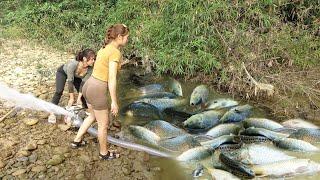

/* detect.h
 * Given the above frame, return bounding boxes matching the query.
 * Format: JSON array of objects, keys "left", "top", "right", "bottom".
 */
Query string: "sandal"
[
  {"left": 70, "top": 140, "right": 87, "bottom": 149},
  {"left": 99, "top": 150, "right": 120, "bottom": 160}
]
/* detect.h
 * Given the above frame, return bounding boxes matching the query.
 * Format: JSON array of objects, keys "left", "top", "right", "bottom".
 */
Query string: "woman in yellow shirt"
[{"left": 72, "top": 24, "right": 129, "bottom": 160}]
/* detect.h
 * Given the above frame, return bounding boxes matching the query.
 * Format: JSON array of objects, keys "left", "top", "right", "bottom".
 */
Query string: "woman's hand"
[
  {"left": 110, "top": 101, "right": 119, "bottom": 116},
  {"left": 76, "top": 93, "right": 83, "bottom": 107}
]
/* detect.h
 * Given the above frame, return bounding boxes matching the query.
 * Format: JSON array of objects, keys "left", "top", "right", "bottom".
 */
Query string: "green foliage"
[{"left": 1, "top": 0, "right": 319, "bottom": 77}]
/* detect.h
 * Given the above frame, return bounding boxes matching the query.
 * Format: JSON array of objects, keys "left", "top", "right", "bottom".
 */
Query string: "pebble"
[
  {"left": 47, "top": 155, "right": 65, "bottom": 166},
  {"left": 31, "top": 165, "right": 46, "bottom": 173},
  {"left": 23, "top": 118, "right": 39, "bottom": 126},
  {"left": 25, "top": 142, "right": 38, "bottom": 151},
  {"left": 12, "top": 169, "right": 27, "bottom": 176}
]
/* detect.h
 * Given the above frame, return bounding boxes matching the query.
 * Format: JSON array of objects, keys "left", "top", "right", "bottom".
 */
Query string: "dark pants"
[{"left": 51, "top": 65, "right": 88, "bottom": 108}]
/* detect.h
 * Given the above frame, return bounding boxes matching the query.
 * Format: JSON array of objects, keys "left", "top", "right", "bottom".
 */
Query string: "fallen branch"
[
  {"left": 242, "top": 62, "right": 275, "bottom": 97},
  {"left": 0, "top": 108, "right": 17, "bottom": 122}
]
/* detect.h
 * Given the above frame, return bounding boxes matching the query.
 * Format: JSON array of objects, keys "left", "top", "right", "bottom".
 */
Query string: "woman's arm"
[{"left": 108, "top": 61, "right": 119, "bottom": 116}]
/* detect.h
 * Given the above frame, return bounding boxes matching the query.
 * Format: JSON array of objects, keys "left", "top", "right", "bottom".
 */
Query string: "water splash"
[{"left": 0, "top": 83, "right": 73, "bottom": 117}]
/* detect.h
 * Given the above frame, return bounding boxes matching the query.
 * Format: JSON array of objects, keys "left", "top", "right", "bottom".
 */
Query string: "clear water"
[
  {"left": 0, "top": 82, "right": 73, "bottom": 117},
  {"left": 117, "top": 68, "right": 320, "bottom": 180}
]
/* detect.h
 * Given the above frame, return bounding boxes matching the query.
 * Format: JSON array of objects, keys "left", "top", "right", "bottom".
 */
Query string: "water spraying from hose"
[{"left": 0, "top": 83, "right": 73, "bottom": 117}]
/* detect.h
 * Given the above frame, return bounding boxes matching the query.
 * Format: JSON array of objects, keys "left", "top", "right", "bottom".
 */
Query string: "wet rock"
[
  {"left": 31, "top": 165, "right": 46, "bottom": 173},
  {"left": 25, "top": 142, "right": 38, "bottom": 151},
  {"left": 23, "top": 118, "right": 39, "bottom": 126},
  {"left": 58, "top": 124, "right": 70, "bottom": 131},
  {"left": 47, "top": 155, "right": 65, "bottom": 166},
  {"left": 12, "top": 169, "right": 27, "bottom": 176}
]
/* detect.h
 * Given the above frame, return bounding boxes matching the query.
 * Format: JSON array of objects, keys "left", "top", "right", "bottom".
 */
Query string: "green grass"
[{"left": 1, "top": 0, "right": 319, "bottom": 78}]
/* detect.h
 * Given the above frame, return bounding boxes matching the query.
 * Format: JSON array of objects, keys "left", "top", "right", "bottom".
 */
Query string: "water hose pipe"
[{"left": 72, "top": 115, "right": 173, "bottom": 158}]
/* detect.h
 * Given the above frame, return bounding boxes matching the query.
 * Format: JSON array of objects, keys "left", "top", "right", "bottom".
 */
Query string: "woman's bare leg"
[
  {"left": 73, "top": 104, "right": 95, "bottom": 142},
  {"left": 94, "top": 109, "right": 109, "bottom": 155}
]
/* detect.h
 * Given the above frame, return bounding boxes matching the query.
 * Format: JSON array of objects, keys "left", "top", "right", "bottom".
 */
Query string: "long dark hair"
[
  {"left": 75, "top": 49, "right": 96, "bottom": 61},
  {"left": 103, "top": 24, "right": 129, "bottom": 47}
]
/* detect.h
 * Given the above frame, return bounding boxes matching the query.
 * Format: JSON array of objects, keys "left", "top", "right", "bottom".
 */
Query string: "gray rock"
[
  {"left": 29, "top": 154, "right": 38, "bottom": 163},
  {"left": 16, "top": 156, "right": 29, "bottom": 162}
]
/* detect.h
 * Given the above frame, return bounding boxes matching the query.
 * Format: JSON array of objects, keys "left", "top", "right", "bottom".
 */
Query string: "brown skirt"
[{"left": 82, "top": 76, "right": 109, "bottom": 110}]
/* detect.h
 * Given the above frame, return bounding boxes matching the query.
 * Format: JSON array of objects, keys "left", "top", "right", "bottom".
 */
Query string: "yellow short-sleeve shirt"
[{"left": 92, "top": 44, "right": 121, "bottom": 82}]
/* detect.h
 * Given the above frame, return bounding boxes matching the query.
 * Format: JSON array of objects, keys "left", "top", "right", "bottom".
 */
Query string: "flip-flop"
[
  {"left": 70, "top": 140, "right": 87, "bottom": 149},
  {"left": 99, "top": 150, "right": 120, "bottom": 160}
]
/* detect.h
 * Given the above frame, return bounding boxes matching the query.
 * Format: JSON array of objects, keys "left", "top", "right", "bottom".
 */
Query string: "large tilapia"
[{"left": 183, "top": 110, "right": 221, "bottom": 129}]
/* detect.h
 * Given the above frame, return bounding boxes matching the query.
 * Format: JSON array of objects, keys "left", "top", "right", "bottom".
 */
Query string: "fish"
[
  {"left": 220, "top": 105, "right": 252, "bottom": 123},
  {"left": 206, "top": 124, "right": 242, "bottom": 139},
  {"left": 121, "top": 102, "right": 162, "bottom": 119},
  {"left": 207, "top": 168, "right": 240, "bottom": 180},
  {"left": 240, "top": 127, "right": 289, "bottom": 140},
  {"left": 219, "top": 152, "right": 255, "bottom": 179},
  {"left": 138, "top": 92, "right": 177, "bottom": 99},
  {"left": 137, "top": 98, "right": 187, "bottom": 111},
  {"left": 190, "top": 85, "right": 209, "bottom": 106},
  {"left": 176, "top": 146, "right": 213, "bottom": 162},
  {"left": 253, "top": 159, "right": 320, "bottom": 178},
  {"left": 168, "top": 79, "right": 183, "bottom": 97},
  {"left": 289, "top": 128, "right": 320, "bottom": 143},
  {"left": 273, "top": 137, "right": 319, "bottom": 152},
  {"left": 200, "top": 135, "right": 237, "bottom": 149},
  {"left": 183, "top": 110, "right": 221, "bottom": 129},
  {"left": 282, "top": 118, "right": 319, "bottom": 129},
  {"left": 128, "top": 125, "right": 161, "bottom": 146},
  {"left": 158, "top": 134, "right": 200, "bottom": 152},
  {"left": 227, "top": 144, "right": 295, "bottom": 165},
  {"left": 206, "top": 98, "right": 239, "bottom": 110},
  {"left": 242, "top": 118, "right": 283, "bottom": 131},
  {"left": 138, "top": 84, "right": 165, "bottom": 94},
  {"left": 144, "top": 120, "right": 186, "bottom": 139}
]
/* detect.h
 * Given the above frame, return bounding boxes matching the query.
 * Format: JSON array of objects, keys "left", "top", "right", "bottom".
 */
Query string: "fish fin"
[{"left": 273, "top": 127, "right": 297, "bottom": 134}]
